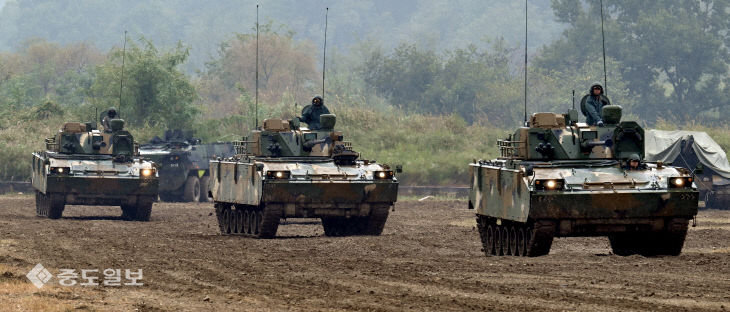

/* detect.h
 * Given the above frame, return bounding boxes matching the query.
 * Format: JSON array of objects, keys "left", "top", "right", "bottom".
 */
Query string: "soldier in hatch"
[
  {"left": 584, "top": 83, "right": 610, "bottom": 127},
  {"left": 300, "top": 95, "right": 330, "bottom": 130},
  {"left": 102, "top": 107, "right": 118, "bottom": 132},
  {"left": 624, "top": 153, "right": 645, "bottom": 170}
]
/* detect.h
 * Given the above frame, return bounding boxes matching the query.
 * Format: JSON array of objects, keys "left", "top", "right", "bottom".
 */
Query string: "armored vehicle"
[
  {"left": 210, "top": 114, "right": 399, "bottom": 238},
  {"left": 140, "top": 130, "right": 235, "bottom": 202},
  {"left": 469, "top": 106, "right": 699, "bottom": 256},
  {"left": 31, "top": 119, "right": 158, "bottom": 220}
]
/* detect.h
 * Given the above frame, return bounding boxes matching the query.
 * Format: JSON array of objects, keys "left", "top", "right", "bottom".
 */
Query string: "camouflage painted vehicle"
[
  {"left": 210, "top": 114, "right": 399, "bottom": 238},
  {"left": 469, "top": 106, "right": 699, "bottom": 257},
  {"left": 31, "top": 119, "right": 158, "bottom": 221},
  {"left": 140, "top": 130, "right": 235, "bottom": 202}
]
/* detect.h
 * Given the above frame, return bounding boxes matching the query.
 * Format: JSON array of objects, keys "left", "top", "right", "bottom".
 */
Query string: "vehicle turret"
[{"left": 498, "top": 106, "right": 643, "bottom": 162}]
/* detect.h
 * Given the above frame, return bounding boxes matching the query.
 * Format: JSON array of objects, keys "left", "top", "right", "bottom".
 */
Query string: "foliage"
[
  {"left": 197, "top": 25, "right": 318, "bottom": 121},
  {"left": 87, "top": 38, "right": 198, "bottom": 127},
  {"left": 359, "top": 42, "right": 526, "bottom": 127},
  {"left": 0, "top": 39, "right": 101, "bottom": 111},
  {"left": 539, "top": 0, "right": 730, "bottom": 123}
]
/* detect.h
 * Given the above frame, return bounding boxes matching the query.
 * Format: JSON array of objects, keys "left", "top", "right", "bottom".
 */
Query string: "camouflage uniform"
[{"left": 300, "top": 96, "right": 330, "bottom": 130}]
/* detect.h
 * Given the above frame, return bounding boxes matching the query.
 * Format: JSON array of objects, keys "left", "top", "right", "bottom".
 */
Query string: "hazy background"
[{"left": 0, "top": 0, "right": 727, "bottom": 184}]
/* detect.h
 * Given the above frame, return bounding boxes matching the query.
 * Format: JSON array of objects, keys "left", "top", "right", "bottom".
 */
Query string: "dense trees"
[
  {"left": 359, "top": 42, "right": 522, "bottom": 126},
  {"left": 0, "top": 40, "right": 101, "bottom": 110},
  {"left": 538, "top": 0, "right": 730, "bottom": 122},
  {"left": 88, "top": 39, "right": 198, "bottom": 127}
]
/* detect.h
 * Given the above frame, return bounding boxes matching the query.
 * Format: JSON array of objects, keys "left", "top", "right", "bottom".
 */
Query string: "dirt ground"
[{"left": 1, "top": 196, "right": 729, "bottom": 311}]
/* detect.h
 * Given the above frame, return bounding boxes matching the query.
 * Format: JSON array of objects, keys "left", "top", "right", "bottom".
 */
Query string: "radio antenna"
[
  {"left": 119, "top": 30, "right": 127, "bottom": 117},
  {"left": 572, "top": 90, "right": 576, "bottom": 110},
  {"left": 523, "top": 0, "right": 528, "bottom": 126},
  {"left": 255, "top": 4, "right": 259, "bottom": 128},
  {"left": 600, "top": 0, "right": 608, "bottom": 95},
  {"left": 322, "top": 7, "right": 328, "bottom": 100}
]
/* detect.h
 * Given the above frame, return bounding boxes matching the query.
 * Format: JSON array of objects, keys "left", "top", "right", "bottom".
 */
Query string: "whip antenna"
[
  {"left": 600, "top": 0, "right": 608, "bottom": 95},
  {"left": 523, "top": 0, "right": 528, "bottom": 126},
  {"left": 322, "top": 7, "right": 328, "bottom": 100},
  {"left": 119, "top": 30, "right": 127, "bottom": 117},
  {"left": 255, "top": 4, "right": 259, "bottom": 128},
  {"left": 572, "top": 90, "right": 576, "bottom": 110}
]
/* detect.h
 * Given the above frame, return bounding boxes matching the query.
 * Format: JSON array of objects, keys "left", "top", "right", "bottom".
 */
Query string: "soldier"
[
  {"left": 624, "top": 153, "right": 644, "bottom": 170},
  {"left": 102, "top": 107, "right": 118, "bottom": 132},
  {"left": 300, "top": 95, "right": 330, "bottom": 130},
  {"left": 585, "top": 83, "right": 609, "bottom": 127}
]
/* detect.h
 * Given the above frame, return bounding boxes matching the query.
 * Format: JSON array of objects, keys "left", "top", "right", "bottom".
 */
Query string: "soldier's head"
[
  {"left": 590, "top": 83, "right": 603, "bottom": 96},
  {"left": 627, "top": 153, "right": 641, "bottom": 169},
  {"left": 312, "top": 95, "right": 324, "bottom": 107},
  {"left": 107, "top": 107, "right": 117, "bottom": 118}
]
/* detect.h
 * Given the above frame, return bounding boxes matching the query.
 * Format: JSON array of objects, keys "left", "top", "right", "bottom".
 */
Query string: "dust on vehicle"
[
  {"left": 31, "top": 119, "right": 158, "bottom": 221},
  {"left": 210, "top": 114, "right": 399, "bottom": 238}
]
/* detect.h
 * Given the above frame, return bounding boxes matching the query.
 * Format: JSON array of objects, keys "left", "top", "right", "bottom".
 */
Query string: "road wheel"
[
  {"left": 183, "top": 176, "right": 200, "bottom": 202},
  {"left": 501, "top": 226, "right": 510, "bottom": 256},
  {"left": 199, "top": 176, "right": 210, "bottom": 202},
  {"left": 509, "top": 227, "right": 518, "bottom": 256},
  {"left": 516, "top": 227, "right": 526, "bottom": 257},
  {"left": 494, "top": 226, "right": 503, "bottom": 256},
  {"left": 485, "top": 225, "right": 495, "bottom": 256}
]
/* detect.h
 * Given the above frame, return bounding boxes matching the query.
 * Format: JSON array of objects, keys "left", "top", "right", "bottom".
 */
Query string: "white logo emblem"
[{"left": 26, "top": 263, "right": 52, "bottom": 289}]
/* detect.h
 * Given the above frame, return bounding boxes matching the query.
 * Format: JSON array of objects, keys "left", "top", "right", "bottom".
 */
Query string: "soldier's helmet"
[
  {"left": 312, "top": 95, "right": 324, "bottom": 107},
  {"left": 626, "top": 153, "right": 641, "bottom": 162},
  {"left": 589, "top": 83, "right": 604, "bottom": 95},
  {"left": 107, "top": 107, "right": 117, "bottom": 118}
]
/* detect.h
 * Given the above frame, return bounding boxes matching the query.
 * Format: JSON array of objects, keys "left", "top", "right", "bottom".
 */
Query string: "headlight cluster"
[
  {"left": 534, "top": 179, "right": 565, "bottom": 191},
  {"left": 266, "top": 170, "right": 291, "bottom": 179},
  {"left": 49, "top": 167, "right": 71, "bottom": 175},
  {"left": 668, "top": 177, "right": 693, "bottom": 188},
  {"left": 140, "top": 168, "right": 156, "bottom": 177},
  {"left": 373, "top": 170, "right": 394, "bottom": 180}
]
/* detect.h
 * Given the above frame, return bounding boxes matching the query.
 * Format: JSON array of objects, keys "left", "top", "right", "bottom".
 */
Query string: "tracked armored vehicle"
[
  {"left": 210, "top": 114, "right": 399, "bottom": 238},
  {"left": 469, "top": 106, "right": 699, "bottom": 256},
  {"left": 31, "top": 119, "right": 158, "bottom": 220},
  {"left": 140, "top": 130, "right": 235, "bottom": 202}
]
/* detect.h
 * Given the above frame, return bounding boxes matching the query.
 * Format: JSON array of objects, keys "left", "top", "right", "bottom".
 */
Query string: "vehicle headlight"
[
  {"left": 266, "top": 170, "right": 291, "bottom": 179},
  {"left": 373, "top": 170, "right": 394, "bottom": 180},
  {"left": 669, "top": 177, "right": 693, "bottom": 188},
  {"left": 535, "top": 179, "right": 565, "bottom": 191},
  {"left": 140, "top": 168, "right": 155, "bottom": 177},
  {"left": 49, "top": 167, "right": 71, "bottom": 175}
]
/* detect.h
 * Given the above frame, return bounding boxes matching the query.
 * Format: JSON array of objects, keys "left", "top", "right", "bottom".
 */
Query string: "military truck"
[
  {"left": 469, "top": 106, "right": 699, "bottom": 256},
  {"left": 31, "top": 119, "right": 158, "bottom": 220},
  {"left": 140, "top": 130, "right": 235, "bottom": 202},
  {"left": 210, "top": 114, "right": 400, "bottom": 238}
]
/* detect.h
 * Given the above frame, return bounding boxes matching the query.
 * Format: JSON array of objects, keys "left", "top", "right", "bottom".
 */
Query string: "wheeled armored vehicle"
[
  {"left": 31, "top": 119, "right": 158, "bottom": 220},
  {"left": 469, "top": 106, "right": 698, "bottom": 256},
  {"left": 140, "top": 130, "right": 235, "bottom": 202},
  {"left": 210, "top": 114, "right": 399, "bottom": 238}
]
